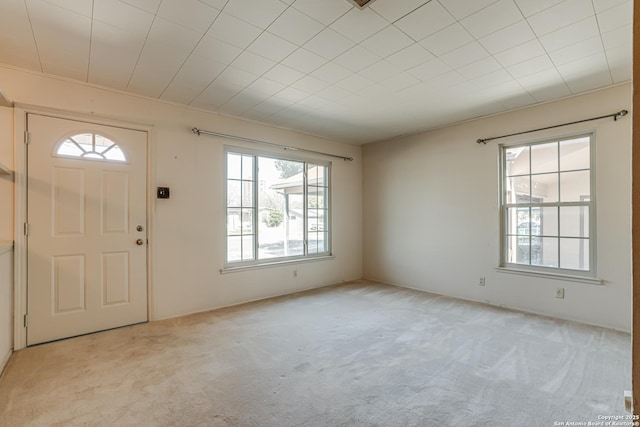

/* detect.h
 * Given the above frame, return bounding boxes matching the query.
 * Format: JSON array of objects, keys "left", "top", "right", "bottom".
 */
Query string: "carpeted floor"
[{"left": 0, "top": 280, "right": 631, "bottom": 426}]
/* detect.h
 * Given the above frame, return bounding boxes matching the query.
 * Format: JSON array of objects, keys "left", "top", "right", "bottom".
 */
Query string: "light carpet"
[{"left": 0, "top": 281, "right": 631, "bottom": 426}]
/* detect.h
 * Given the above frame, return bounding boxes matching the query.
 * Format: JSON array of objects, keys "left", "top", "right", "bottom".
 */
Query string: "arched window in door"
[{"left": 54, "top": 133, "right": 127, "bottom": 162}]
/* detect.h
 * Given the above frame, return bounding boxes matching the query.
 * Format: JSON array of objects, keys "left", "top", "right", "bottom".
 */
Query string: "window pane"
[
  {"left": 531, "top": 142, "right": 558, "bottom": 174},
  {"left": 318, "top": 232, "right": 329, "bottom": 253},
  {"left": 537, "top": 207, "right": 558, "bottom": 237},
  {"left": 506, "top": 176, "right": 530, "bottom": 203},
  {"left": 532, "top": 237, "right": 558, "bottom": 268},
  {"left": 505, "top": 146, "right": 529, "bottom": 176},
  {"left": 227, "top": 153, "right": 242, "bottom": 179},
  {"left": 227, "top": 236, "right": 242, "bottom": 262},
  {"left": 560, "top": 137, "right": 590, "bottom": 171},
  {"left": 507, "top": 234, "right": 531, "bottom": 265},
  {"left": 560, "top": 206, "right": 589, "bottom": 238},
  {"left": 506, "top": 208, "right": 528, "bottom": 236},
  {"left": 258, "top": 157, "right": 304, "bottom": 260},
  {"left": 242, "top": 155, "right": 254, "bottom": 180},
  {"left": 560, "top": 238, "right": 589, "bottom": 270},
  {"left": 242, "top": 236, "right": 254, "bottom": 260},
  {"left": 242, "top": 181, "right": 254, "bottom": 207},
  {"left": 531, "top": 173, "right": 558, "bottom": 203},
  {"left": 227, "top": 208, "right": 241, "bottom": 236},
  {"left": 241, "top": 209, "right": 254, "bottom": 234},
  {"left": 227, "top": 180, "right": 241, "bottom": 207},
  {"left": 560, "top": 170, "right": 590, "bottom": 202}
]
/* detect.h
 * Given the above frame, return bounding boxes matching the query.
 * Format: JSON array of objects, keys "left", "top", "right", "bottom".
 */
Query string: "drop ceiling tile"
[
  {"left": 606, "top": 44, "right": 632, "bottom": 83},
  {"left": 419, "top": 23, "right": 474, "bottom": 57},
  {"left": 231, "top": 51, "right": 277, "bottom": 76},
  {"left": 274, "top": 86, "right": 309, "bottom": 102},
  {"left": 143, "top": 17, "right": 203, "bottom": 51},
  {"left": 378, "top": 72, "right": 421, "bottom": 92},
  {"left": 119, "top": 0, "right": 161, "bottom": 14},
  {"left": 304, "top": 28, "right": 355, "bottom": 60},
  {"left": 205, "top": 13, "right": 262, "bottom": 49},
  {"left": 245, "top": 100, "right": 289, "bottom": 119},
  {"left": 461, "top": 0, "right": 523, "bottom": 39},
  {"left": 159, "top": 54, "right": 226, "bottom": 104},
  {"left": 291, "top": 75, "right": 331, "bottom": 93},
  {"left": 267, "top": 7, "right": 324, "bottom": 46},
  {"left": 191, "top": 81, "right": 242, "bottom": 109},
  {"left": 311, "top": 62, "right": 353, "bottom": 83},
  {"left": 457, "top": 57, "right": 502, "bottom": 79},
  {"left": 245, "top": 78, "right": 286, "bottom": 96},
  {"left": 370, "top": 0, "right": 431, "bottom": 23},
  {"left": 407, "top": 59, "right": 451, "bottom": 81},
  {"left": 40, "top": 0, "right": 92, "bottom": 16},
  {"left": 527, "top": 0, "right": 594, "bottom": 36},
  {"left": 88, "top": 20, "right": 147, "bottom": 89},
  {"left": 440, "top": 42, "right": 489, "bottom": 69},
  {"left": 27, "top": 0, "right": 91, "bottom": 81},
  {"left": 333, "top": 45, "right": 381, "bottom": 72},
  {"left": 513, "top": 0, "right": 563, "bottom": 17},
  {"left": 330, "top": 7, "right": 389, "bottom": 43},
  {"left": 295, "top": 95, "right": 331, "bottom": 109},
  {"left": 470, "top": 69, "right": 513, "bottom": 89},
  {"left": 438, "top": 0, "right": 499, "bottom": 20},
  {"left": 592, "top": 0, "right": 628, "bottom": 14},
  {"left": 358, "top": 60, "right": 401, "bottom": 82},
  {"left": 281, "top": 48, "right": 327, "bottom": 73},
  {"left": 517, "top": 67, "right": 564, "bottom": 89},
  {"left": 494, "top": 39, "right": 545, "bottom": 67},
  {"left": 386, "top": 44, "right": 434, "bottom": 70},
  {"left": 94, "top": 0, "right": 154, "bottom": 35},
  {"left": 394, "top": 1, "right": 455, "bottom": 41},
  {"left": 335, "top": 73, "right": 375, "bottom": 92},
  {"left": 527, "top": 82, "right": 572, "bottom": 103},
  {"left": 262, "top": 64, "right": 305, "bottom": 85},
  {"left": 425, "top": 71, "right": 465, "bottom": 88},
  {"left": 478, "top": 20, "right": 535, "bottom": 54},
  {"left": 555, "top": 52, "right": 610, "bottom": 83},
  {"left": 224, "top": 0, "right": 287, "bottom": 29},
  {"left": 360, "top": 25, "right": 414, "bottom": 58},
  {"left": 291, "top": 0, "right": 352, "bottom": 26},
  {"left": 214, "top": 66, "right": 258, "bottom": 88},
  {"left": 0, "top": 0, "right": 41, "bottom": 70},
  {"left": 199, "top": 0, "right": 227, "bottom": 9},
  {"left": 316, "top": 85, "right": 352, "bottom": 102},
  {"left": 602, "top": 25, "right": 632, "bottom": 51},
  {"left": 547, "top": 36, "right": 603, "bottom": 66},
  {"left": 596, "top": 1, "right": 632, "bottom": 33},
  {"left": 219, "top": 92, "right": 265, "bottom": 116},
  {"left": 193, "top": 36, "right": 243, "bottom": 64},
  {"left": 247, "top": 32, "right": 298, "bottom": 63},
  {"left": 157, "top": 0, "right": 220, "bottom": 33},
  {"left": 538, "top": 17, "right": 599, "bottom": 53},
  {"left": 564, "top": 69, "right": 612, "bottom": 94},
  {"left": 506, "top": 54, "right": 554, "bottom": 78}
]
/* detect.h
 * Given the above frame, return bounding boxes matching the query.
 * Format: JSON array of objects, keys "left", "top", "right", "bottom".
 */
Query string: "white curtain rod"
[{"left": 192, "top": 128, "right": 354, "bottom": 162}]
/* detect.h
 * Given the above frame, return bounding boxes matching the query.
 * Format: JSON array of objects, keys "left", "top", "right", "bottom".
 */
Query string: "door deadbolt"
[
  {"left": 136, "top": 239, "right": 144, "bottom": 246},
  {"left": 137, "top": 225, "right": 144, "bottom": 232}
]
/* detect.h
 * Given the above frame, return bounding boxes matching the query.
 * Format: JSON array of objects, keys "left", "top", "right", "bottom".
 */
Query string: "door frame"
[{"left": 13, "top": 104, "right": 156, "bottom": 350}]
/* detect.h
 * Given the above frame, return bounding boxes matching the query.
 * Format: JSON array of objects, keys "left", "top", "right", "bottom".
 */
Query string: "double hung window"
[
  {"left": 225, "top": 148, "right": 331, "bottom": 267},
  {"left": 500, "top": 134, "right": 595, "bottom": 276}
]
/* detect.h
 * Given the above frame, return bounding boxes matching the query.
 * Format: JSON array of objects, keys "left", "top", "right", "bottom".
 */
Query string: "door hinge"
[
  {"left": 24, "top": 131, "right": 30, "bottom": 145},
  {"left": 24, "top": 222, "right": 30, "bottom": 236},
  {"left": 24, "top": 314, "right": 28, "bottom": 328}
]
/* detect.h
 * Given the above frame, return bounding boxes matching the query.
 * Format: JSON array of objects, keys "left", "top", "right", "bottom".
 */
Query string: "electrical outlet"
[
  {"left": 479, "top": 277, "right": 485, "bottom": 286},
  {"left": 556, "top": 288, "right": 565, "bottom": 299},
  {"left": 292, "top": 270, "right": 297, "bottom": 278}
]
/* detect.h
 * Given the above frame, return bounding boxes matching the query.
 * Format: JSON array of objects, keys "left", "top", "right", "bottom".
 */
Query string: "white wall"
[
  {"left": 363, "top": 84, "right": 632, "bottom": 332},
  {"left": 0, "top": 66, "right": 363, "bottom": 323},
  {"left": 0, "top": 103, "right": 13, "bottom": 372},
  {"left": 0, "top": 247, "right": 12, "bottom": 374}
]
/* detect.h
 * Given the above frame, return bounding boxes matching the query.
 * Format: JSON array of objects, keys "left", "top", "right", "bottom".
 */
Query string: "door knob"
[
  {"left": 137, "top": 225, "right": 144, "bottom": 232},
  {"left": 136, "top": 239, "right": 144, "bottom": 246}
]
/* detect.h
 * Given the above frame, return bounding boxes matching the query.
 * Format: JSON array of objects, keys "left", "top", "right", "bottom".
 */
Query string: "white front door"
[{"left": 27, "top": 114, "right": 148, "bottom": 345}]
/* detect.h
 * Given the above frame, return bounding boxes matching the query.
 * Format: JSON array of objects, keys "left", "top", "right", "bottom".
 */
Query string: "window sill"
[
  {"left": 496, "top": 267, "right": 603, "bottom": 285},
  {"left": 221, "top": 255, "right": 334, "bottom": 274}
]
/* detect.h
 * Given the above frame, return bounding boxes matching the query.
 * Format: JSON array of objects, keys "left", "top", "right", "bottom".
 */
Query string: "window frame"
[
  {"left": 223, "top": 146, "right": 332, "bottom": 269},
  {"left": 498, "top": 132, "right": 597, "bottom": 278}
]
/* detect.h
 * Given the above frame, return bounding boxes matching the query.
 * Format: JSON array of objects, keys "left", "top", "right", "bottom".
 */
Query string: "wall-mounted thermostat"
[{"left": 157, "top": 187, "right": 170, "bottom": 199}]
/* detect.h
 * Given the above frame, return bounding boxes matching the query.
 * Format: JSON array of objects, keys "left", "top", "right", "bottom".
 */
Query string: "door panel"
[{"left": 27, "top": 114, "right": 148, "bottom": 345}]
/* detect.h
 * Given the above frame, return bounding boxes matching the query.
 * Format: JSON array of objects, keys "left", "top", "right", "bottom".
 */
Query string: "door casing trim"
[{"left": 13, "top": 104, "right": 156, "bottom": 350}]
